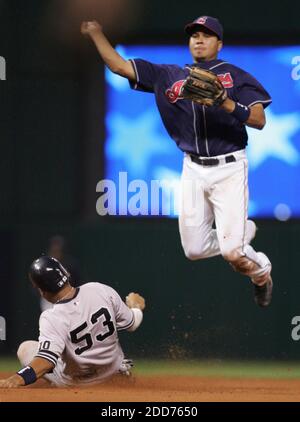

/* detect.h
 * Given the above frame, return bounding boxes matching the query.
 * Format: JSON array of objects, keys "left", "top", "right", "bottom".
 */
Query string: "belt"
[{"left": 190, "top": 154, "right": 236, "bottom": 167}]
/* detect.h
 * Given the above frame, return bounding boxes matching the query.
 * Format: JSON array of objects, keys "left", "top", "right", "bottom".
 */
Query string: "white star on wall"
[
  {"left": 106, "top": 110, "right": 173, "bottom": 177},
  {"left": 247, "top": 109, "right": 300, "bottom": 170}
]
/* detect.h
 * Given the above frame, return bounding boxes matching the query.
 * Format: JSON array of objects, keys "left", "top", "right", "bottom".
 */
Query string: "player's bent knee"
[
  {"left": 221, "top": 247, "right": 242, "bottom": 263},
  {"left": 17, "top": 340, "right": 38, "bottom": 366},
  {"left": 17, "top": 341, "right": 29, "bottom": 360},
  {"left": 183, "top": 246, "right": 208, "bottom": 261},
  {"left": 185, "top": 251, "right": 200, "bottom": 261}
]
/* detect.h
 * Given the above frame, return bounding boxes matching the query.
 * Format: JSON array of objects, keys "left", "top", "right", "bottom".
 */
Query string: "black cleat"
[{"left": 254, "top": 277, "right": 273, "bottom": 307}]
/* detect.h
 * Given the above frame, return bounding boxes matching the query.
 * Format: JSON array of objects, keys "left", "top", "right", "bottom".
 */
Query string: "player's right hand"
[
  {"left": 81, "top": 21, "right": 102, "bottom": 36},
  {"left": 126, "top": 292, "right": 146, "bottom": 311}
]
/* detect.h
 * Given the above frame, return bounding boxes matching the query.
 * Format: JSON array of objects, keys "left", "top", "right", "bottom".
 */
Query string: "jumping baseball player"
[
  {"left": 80, "top": 16, "right": 273, "bottom": 307},
  {"left": 0, "top": 256, "right": 145, "bottom": 388}
]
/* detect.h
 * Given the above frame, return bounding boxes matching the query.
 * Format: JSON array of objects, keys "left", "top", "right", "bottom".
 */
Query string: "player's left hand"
[{"left": 0, "top": 375, "right": 24, "bottom": 388}]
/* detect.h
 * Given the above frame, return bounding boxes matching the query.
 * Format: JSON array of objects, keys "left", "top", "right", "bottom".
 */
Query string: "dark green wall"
[
  {"left": 2, "top": 219, "right": 299, "bottom": 360},
  {"left": 137, "top": 0, "right": 300, "bottom": 41}
]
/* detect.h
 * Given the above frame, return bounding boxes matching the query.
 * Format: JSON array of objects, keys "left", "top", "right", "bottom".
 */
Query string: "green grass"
[
  {"left": 0, "top": 358, "right": 19, "bottom": 372},
  {"left": 1, "top": 357, "right": 300, "bottom": 379},
  {"left": 134, "top": 359, "right": 300, "bottom": 379}
]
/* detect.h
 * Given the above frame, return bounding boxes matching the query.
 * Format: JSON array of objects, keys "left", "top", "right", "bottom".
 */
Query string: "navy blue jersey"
[{"left": 129, "top": 58, "right": 272, "bottom": 157}]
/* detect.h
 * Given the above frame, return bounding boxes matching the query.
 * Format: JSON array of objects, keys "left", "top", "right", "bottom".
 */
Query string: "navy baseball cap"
[{"left": 184, "top": 16, "right": 223, "bottom": 40}]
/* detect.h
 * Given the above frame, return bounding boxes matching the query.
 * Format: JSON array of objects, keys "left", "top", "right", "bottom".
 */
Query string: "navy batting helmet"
[{"left": 29, "top": 256, "right": 70, "bottom": 293}]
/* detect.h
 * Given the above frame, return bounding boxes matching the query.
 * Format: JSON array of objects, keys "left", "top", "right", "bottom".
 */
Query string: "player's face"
[{"left": 189, "top": 30, "right": 223, "bottom": 62}]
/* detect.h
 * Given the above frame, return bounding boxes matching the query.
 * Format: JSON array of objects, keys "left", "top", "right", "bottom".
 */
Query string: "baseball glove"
[
  {"left": 181, "top": 66, "right": 227, "bottom": 106},
  {"left": 126, "top": 292, "right": 146, "bottom": 311}
]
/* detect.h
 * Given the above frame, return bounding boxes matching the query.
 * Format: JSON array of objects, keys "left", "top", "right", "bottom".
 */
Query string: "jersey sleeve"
[
  {"left": 35, "top": 312, "right": 66, "bottom": 367},
  {"left": 107, "top": 287, "right": 134, "bottom": 331},
  {"left": 129, "top": 59, "right": 166, "bottom": 93},
  {"left": 236, "top": 71, "right": 272, "bottom": 108}
]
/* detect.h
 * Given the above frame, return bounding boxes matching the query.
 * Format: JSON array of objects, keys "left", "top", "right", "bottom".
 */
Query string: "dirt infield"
[{"left": 0, "top": 372, "right": 300, "bottom": 401}]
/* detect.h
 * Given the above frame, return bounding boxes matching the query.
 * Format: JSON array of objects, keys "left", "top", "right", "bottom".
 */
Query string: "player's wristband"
[
  {"left": 17, "top": 366, "right": 37, "bottom": 385},
  {"left": 230, "top": 102, "right": 251, "bottom": 123}
]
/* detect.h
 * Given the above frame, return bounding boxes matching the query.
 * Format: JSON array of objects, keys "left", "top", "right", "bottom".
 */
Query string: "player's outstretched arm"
[
  {"left": 220, "top": 99, "right": 266, "bottom": 130},
  {"left": 0, "top": 357, "right": 54, "bottom": 388},
  {"left": 81, "top": 20, "right": 136, "bottom": 81}
]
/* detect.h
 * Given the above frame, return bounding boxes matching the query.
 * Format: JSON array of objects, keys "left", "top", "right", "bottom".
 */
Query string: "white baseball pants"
[{"left": 178, "top": 150, "right": 271, "bottom": 283}]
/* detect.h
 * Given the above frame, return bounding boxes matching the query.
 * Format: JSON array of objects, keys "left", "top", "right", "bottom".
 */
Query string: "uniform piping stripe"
[
  {"left": 247, "top": 99, "right": 272, "bottom": 107},
  {"left": 35, "top": 354, "right": 57, "bottom": 366},
  {"left": 241, "top": 161, "right": 263, "bottom": 269},
  {"left": 130, "top": 59, "right": 139, "bottom": 90},
  {"left": 117, "top": 315, "right": 135, "bottom": 331},
  {"left": 240, "top": 161, "right": 262, "bottom": 267},
  {"left": 38, "top": 350, "right": 59, "bottom": 359},
  {"left": 242, "top": 160, "right": 247, "bottom": 254},
  {"left": 202, "top": 106, "right": 209, "bottom": 156},
  {"left": 36, "top": 351, "right": 58, "bottom": 362},
  {"left": 191, "top": 102, "right": 200, "bottom": 154},
  {"left": 209, "top": 61, "right": 228, "bottom": 70}
]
